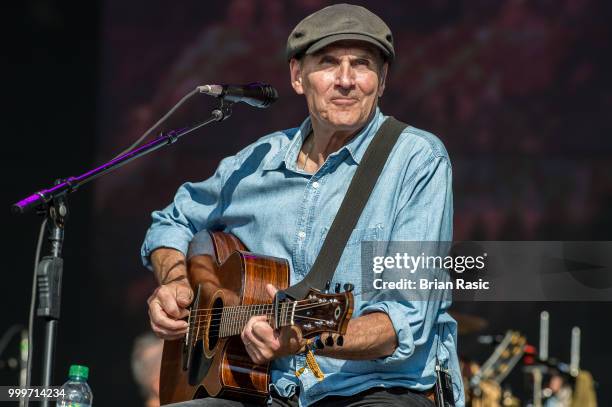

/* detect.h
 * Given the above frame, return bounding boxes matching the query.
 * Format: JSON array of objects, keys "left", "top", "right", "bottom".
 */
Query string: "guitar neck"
[
  {"left": 188, "top": 290, "right": 351, "bottom": 344},
  {"left": 195, "top": 302, "right": 298, "bottom": 339}
]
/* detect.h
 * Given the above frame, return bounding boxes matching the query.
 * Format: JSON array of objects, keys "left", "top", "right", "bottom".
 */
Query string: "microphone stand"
[{"left": 12, "top": 99, "right": 233, "bottom": 407}]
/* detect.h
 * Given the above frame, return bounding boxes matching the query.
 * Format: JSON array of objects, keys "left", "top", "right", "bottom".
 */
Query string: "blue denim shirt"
[{"left": 141, "top": 108, "right": 464, "bottom": 407}]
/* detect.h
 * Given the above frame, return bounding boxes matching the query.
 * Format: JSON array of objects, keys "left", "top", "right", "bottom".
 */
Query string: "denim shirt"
[{"left": 141, "top": 108, "right": 465, "bottom": 407}]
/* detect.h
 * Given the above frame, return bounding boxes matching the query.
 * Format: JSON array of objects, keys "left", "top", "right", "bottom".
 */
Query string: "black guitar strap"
[{"left": 280, "top": 117, "right": 408, "bottom": 302}]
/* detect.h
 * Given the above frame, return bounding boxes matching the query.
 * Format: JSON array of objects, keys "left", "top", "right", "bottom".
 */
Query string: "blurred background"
[{"left": 3, "top": 0, "right": 612, "bottom": 405}]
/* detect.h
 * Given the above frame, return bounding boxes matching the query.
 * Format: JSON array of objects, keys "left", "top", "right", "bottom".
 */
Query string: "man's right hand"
[
  {"left": 147, "top": 279, "right": 193, "bottom": 340},
  {"left": 148, "top": 248, "right": 194, "bottom": 340}
]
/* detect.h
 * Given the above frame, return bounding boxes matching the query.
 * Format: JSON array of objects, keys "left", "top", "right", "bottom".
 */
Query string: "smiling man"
[
  {"left": 142, "top": 4, "right": 463, "bottom": 407},
  {"left": 288, "top": 40, "right": 388, "bottom": 175}
]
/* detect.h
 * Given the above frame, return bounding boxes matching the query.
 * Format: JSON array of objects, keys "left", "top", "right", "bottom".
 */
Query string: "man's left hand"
[{"left": 240, "top": 284, "right": 304, "bottom": 364}]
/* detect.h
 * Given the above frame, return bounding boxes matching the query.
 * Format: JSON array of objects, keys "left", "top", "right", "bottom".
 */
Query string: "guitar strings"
[
  {"left": 192, "top": 314, "right": 332, "bottom": 340},
  {"left": 188, "top": 304, "right": 322, "bottom": 318},
  {"left": 196, "top": 313, "right": 330, "bottom": 330},
  {"left": 190, "top": 302, "right": 332, "bottom": 326},
  {"left": 191, "top": 305, "right": 332, "bottom": 326},
  {"left": 181, "top": 300, "right": 344, "bottom": 341},
  {"left": 189, "top": 303, "right": 334, "bottom": 332},
  {"left": 189, "top": 301, "right": 330, "bottom": 321},
  {"left": 186, "top": 303, "right": 329, "bottom": 320},
  {"left": 187, "top": 298, "right": 322, "bottom": 316}
]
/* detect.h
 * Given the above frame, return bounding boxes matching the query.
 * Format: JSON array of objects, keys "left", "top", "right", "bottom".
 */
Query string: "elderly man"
[{"left": 143, "top": 4, "right": 463, "bottom": 407}]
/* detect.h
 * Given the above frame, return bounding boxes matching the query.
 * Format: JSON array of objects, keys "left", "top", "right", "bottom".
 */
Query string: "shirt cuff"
[
  {"left": 360, "top": 301, "right": 415, "bottom": 365},
  {"left": 140, "top": 225, "right": 194, "bottom": 270}
]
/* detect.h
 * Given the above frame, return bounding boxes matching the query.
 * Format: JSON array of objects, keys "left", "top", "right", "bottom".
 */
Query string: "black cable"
[
  {"left": 24, "top": 217, "right": 47, "bottom": 407},
  {"left": 112, "top": 87, "right": 200, "bottom": 159}
]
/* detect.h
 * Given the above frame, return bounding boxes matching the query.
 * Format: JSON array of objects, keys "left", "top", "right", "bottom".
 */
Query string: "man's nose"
[{"left": 335, "top": 61, "right": 355, "bottom": 89}]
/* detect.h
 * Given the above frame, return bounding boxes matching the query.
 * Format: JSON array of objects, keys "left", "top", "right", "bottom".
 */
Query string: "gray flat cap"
[{"left": 286, "top": 3, "right": 395, "bottom": 62}]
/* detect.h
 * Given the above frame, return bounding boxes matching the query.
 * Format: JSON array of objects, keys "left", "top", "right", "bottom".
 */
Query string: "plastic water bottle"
[{"left": 56, "top": 364, "right": 93, "bottom": 406}]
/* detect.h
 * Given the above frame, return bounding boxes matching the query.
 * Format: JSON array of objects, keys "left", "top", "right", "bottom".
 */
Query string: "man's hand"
[
  {"left": 148, "top": 248, "right": 194, "bottom": 340},
  {"left": 240, "top": 284, "right": 304, "bottom": 364},
  {"left": 148, "top": 279, "right": 193, "bottom": 340}
]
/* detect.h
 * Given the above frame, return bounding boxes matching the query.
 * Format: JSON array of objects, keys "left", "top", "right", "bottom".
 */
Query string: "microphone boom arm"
[{"left": 12, "top": 100, "right": 232, "bottom": 214}]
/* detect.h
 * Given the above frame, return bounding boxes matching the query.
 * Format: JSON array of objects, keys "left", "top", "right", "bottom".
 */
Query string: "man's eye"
[
  {"left": 320, "top": 56, "right": 336, "bottom": 65},
  {"left": 354, "top": 59, "right": 370, "bottom": 66}
]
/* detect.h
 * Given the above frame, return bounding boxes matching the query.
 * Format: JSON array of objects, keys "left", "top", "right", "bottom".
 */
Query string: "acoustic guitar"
[{"left": 159, "top": 231, "right": 354, "bottom": 405}]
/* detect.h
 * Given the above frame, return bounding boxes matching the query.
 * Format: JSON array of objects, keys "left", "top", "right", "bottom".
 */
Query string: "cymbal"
[{"left": 449, "top": 311, "right": 488, "bottom": 335}]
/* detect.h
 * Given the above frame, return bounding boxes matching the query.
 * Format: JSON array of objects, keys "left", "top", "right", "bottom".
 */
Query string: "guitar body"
[{"left": 159, "top": 231, "right": 290, "bottom": 405}]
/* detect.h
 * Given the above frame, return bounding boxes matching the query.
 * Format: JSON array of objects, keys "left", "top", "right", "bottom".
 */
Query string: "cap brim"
[{"left": 304, "top": 33, "right": 391, "bottom": 60}]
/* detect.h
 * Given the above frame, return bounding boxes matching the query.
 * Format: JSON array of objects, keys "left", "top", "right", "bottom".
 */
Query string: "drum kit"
[{"left": 451, "top": 311, "right": 597, "bottom": 407}]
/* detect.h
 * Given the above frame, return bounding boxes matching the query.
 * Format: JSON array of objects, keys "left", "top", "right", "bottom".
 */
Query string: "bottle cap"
[{"left": 68, "top": 364, "right": 89, "bottom": 380}]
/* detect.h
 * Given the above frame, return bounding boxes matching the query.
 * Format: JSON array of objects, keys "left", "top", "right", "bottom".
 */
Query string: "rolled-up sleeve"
[
  {"left": 140, "top": 155, "right": 236, "bottom": 269},
  {"left": 361, "top": 153, "right": 453, "bottom": 365}
]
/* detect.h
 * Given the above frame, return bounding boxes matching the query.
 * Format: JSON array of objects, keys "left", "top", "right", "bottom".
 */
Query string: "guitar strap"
[{"left": 280, "top": 116, "right": 408, "bottom": 301}]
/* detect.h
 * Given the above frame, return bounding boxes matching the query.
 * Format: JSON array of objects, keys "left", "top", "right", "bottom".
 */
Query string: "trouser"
[{"left": 163, "top": 387, "right": 435, "bottom": 407}]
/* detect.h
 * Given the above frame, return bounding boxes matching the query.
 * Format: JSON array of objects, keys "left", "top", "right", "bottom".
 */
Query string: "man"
[{"left": 142, "top": 4, "right": 463, "bottom": 407}]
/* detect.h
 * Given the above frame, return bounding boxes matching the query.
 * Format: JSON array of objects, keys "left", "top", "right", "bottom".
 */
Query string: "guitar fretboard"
[{"left": 191, "top": 302, "right": 298, "bottom": 340}]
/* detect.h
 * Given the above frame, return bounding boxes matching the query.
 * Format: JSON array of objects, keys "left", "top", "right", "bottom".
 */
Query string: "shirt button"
[
  {"left": 298, "top": 231, "right": 306, "bottom": 239},
  {"left": 312, "top": 181, "right": 320, "bottom": 189}
]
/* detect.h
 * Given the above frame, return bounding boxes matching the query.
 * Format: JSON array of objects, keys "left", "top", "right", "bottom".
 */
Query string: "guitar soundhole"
[{"left": 206, "top": 297, "right": 223, "bottom": 351}]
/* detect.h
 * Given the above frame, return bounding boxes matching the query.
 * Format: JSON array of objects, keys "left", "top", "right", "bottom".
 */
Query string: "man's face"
[{"left": 290, "top": 41, "right": 388, "bottom": 133}]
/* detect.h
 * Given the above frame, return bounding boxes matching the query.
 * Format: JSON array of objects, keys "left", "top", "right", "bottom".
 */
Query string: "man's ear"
[
  {"left": 289, "top": 58, "right": 304, "bottom": 95},
  {"left": 377, "top": 62, "right": 389, "bottom": 97}
]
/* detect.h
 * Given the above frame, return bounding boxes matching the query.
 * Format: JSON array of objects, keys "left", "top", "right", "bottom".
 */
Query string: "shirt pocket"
[{"left": 319, "top": 225, "right": 383, "bottom": 296}]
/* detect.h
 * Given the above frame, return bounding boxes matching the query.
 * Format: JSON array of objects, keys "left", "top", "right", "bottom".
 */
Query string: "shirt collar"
[
  {"left": 262, "top": 118, "right": 310, "bottom": 171},
  {"left": 263, "top": 107, "right": 385, "bottom": 171}
]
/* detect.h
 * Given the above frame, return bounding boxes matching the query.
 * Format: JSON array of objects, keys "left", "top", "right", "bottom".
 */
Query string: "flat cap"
[{"left": 286, "top": 3, "right": 395, "bottom": 62}]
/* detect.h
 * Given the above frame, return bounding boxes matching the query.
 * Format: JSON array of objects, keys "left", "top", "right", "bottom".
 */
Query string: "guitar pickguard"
[{"left": 185, "top": 284, "right": 214, "bottom": 386}]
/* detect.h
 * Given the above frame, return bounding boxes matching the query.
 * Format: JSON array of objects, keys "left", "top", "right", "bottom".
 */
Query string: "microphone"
[{"left": 198, "top": 82, "right": 278, "bottom": 108}]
